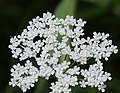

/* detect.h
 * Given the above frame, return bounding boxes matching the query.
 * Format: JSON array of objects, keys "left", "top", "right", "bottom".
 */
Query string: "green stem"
[{"left": 70, "top": 61, "right": 75, "bottom": 68}]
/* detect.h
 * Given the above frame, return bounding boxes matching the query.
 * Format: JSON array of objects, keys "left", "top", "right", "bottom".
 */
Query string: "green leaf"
[
  {"left": 34, "top": 78, "right": 49, "bottom": 93},
  {"left": 81, "top": 0, "right": 110, "bottom": 8},
  {"left": 72, "top": 86, "right": 98, "bottom": 93},
  {"left": 54, "top": 0, "right": 77, "bottom": 18},
  {"left": 4, "top": 86, "right": 14, "bottom": 93},
  {"left": 76, "top": 0, "right": 111, "bottom": 19},
  {"left": 77, "top": 6, "right": 106, "bottom": 19},
  {"left": 4, "top": 85, "right": 22, "bottom": 93},
  {"left": 107, "top": 77, "right": 120, "bottom": 93},
  {"left": 112, "top": 0, "right": 120, "bottom": 16}
]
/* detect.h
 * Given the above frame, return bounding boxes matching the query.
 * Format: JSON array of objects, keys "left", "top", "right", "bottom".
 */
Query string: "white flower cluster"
[
  {"left": 9, "top": 60, "right": 39, "bottom": 92},
  {"left": 9, "top": 12, "right": 118, "bottom": 93},
  {"left": 50, "top": 61, "right": 80, "bottom": 93},
  {"left": 80, "top": 61, "right": 112, "bottom": 92}
]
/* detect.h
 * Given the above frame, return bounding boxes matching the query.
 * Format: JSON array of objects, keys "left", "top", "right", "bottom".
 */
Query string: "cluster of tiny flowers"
[
  {"left": 80, "top": 61, "right": 112, "bottom": 92},
  {"left": 9, "top": 12, "right": 118, "bottom": 93},
  {"left": 9, "top": 60, "right": 39, "bottom": 92}
]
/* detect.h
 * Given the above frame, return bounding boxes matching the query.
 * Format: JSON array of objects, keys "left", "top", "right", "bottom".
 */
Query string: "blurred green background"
[{"left": 0, "top": 0, "right": 120, "bottom": 93}]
